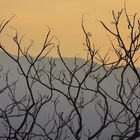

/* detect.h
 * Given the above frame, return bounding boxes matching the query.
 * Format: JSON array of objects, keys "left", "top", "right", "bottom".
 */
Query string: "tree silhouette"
[{"left": 0, "top": 7, "right": 140, "bottom": 140}]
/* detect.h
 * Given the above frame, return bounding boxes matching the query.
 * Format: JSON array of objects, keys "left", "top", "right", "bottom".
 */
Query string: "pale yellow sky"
[{"left": 1, "top": 0, "right": 140, "bottom": 59}]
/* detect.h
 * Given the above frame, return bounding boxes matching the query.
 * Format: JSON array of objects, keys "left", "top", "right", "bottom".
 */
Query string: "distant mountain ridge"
[{"left": 0, "top": 51, "right": 139, "bottom": 139}]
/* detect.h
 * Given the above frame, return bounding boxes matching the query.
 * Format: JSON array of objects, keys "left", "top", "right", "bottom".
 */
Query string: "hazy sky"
[{"left": 1, "top": 0, "right": 140, "bottom": 59}]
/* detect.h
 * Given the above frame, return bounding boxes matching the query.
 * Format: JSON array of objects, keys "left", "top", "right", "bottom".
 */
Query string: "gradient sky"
[{"left": 1, "top": 0, "right": 140, "bottom": 60}]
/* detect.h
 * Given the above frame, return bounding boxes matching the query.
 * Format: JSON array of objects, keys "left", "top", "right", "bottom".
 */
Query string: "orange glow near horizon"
[{"left": 1, "top": 0, "right": 140, "bottom": 63}]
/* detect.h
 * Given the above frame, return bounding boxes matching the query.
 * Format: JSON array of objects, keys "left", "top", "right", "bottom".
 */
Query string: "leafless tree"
[
  {"left": 0, "top": 6, "right": 140, "bottom": 140},
  {"left": 100, "top": 6, "right": 140, "bottom": 140}
]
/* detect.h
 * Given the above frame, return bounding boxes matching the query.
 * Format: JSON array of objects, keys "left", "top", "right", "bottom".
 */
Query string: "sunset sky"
[{"left": 1, "top": 0, "right": 140, "bottom": 60}]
